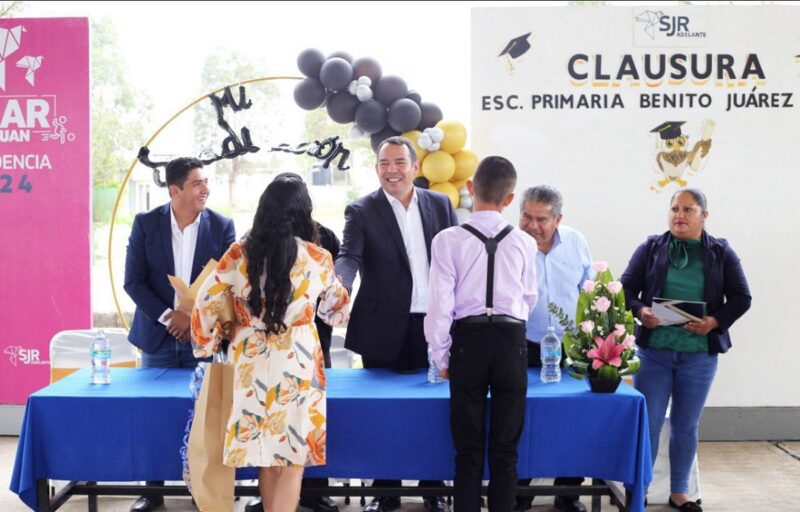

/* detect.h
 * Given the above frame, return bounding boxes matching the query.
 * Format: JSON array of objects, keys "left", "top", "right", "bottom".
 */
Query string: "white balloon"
[
  {"left": 431, "top": 142, "right": 440, "bottom": 151},
  {"left": 417, "top": 133, "right": 433, "bottom": 150},
  {"left": 428, "top": 127, "right": 445, "bottom": 142},
  {"left": 358, "top": 75, "right": 372, "bottom": 86},
  {"left": 355, "top": 84, "right": 373, "bottom": 102},
  {"left": 458, "top": 186, "right": 468, "bottom": 195},
  {"left": 455, "top": 208, "right": 471, "bottom": 223},
  {"left": 348, "top": 80, "right": 358, "bottom": 95},
  {"left": 458, "top": 194, "right": 473, "bottom": 210},
  {"left": 349, "top": 125, "right": 367, "bottom": 139}
]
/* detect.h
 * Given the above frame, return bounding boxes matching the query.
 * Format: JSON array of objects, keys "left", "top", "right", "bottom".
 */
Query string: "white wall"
[{"left": 471, "top": 5, "right": 800, "bottom": 407}]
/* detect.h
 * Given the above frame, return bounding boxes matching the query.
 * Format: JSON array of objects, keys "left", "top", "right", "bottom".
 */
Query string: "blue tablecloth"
[{"left": 10, "top": 368, "right": 651, "bottom": 511}]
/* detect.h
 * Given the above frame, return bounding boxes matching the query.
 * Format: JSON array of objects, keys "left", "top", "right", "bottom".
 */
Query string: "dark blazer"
[
  {"left": 335, "top": 187, "right": 458, "bottom": 362},
  {"left": 124, "top": 203, "right": 236, "bottom": 354},
  {"left": 621, "top": 230, "right": 751, "bottom": 355}
]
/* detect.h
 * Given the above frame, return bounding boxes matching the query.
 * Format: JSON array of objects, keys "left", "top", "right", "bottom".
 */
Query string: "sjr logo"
[
  {"left": 659, "top": 16, "right": 689, "bottom": 37},
  {"left": 4, "top": 345, "right": 47, "bottom": 365}
]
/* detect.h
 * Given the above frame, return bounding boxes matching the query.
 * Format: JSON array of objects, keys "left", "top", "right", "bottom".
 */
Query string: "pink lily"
[{"left": 587, "top": 333, "right": 625, "bottom": 369}]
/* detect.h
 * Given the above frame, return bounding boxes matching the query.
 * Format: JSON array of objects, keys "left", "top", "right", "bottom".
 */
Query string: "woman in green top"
[{"left": 621, "top": 188, "right": 752, "bottom": 512}]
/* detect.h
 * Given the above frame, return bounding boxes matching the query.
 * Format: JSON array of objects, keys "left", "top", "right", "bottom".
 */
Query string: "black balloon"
[
  {"left": 370, "top": 126, "right": 401, "bottom": 153},
  {"left": 293, "top": 77, "right": 326, "bottom": 110},
  {"left": 351, "top": 57, "right": 382, "bottom": 83},
  {"left": 319, "top": 57, "right": 353, "bottom": 91},
  {"left": 387, "top": 98, "right": 422, "bottom": 133},
  {"left": 406, "top": 90, "right": 422, "bottom": 105},
  {"left": 373, "top": 75, "right": 408, "bottom": 106},
  {"left": 413, "top": 176, "right": 430, "bottom": 189},
  {"left": 297, "top": 48, "right": 326, "bottom": 78},
  {"left": 355, "top": 100, "right": 388, "bottom": 134},
  {"left": 328, "top": 51, "right": 353, "bottom": 63},
  {"left": 326, "top": 91, "right": 360, "bottom": 124},
  {"left": 417, "top": 102, "right": 444, "bottom": 130}
]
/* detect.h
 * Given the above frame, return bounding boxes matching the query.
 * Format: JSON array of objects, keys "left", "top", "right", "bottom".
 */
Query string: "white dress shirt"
[
  {"left": 158, "top": 207, "right": 201, "bottom": 325},
  {"left": 382, "top": 188, "right": 429, "bottom": 313}
]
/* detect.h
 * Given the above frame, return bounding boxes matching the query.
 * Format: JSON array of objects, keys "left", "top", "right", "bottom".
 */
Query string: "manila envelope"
[{"left": 168, "top": 258, "right": 235, "bottom": 336}]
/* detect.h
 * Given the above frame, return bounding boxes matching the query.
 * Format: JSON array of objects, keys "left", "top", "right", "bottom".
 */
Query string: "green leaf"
[
  {"left": 576, "top": 292, "right": 591, "bottom": 323},
  {"left": 619, "top": 356, "right": 641, "bottom": 376},
  {"left": 597, "top": 364, "right": 620, "bottom": 379}
]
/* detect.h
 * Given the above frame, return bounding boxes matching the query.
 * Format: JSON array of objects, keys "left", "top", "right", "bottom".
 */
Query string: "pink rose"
[
  {"left": 622, "top": 334, "right": 636, "bottom": 348},
  {"left": 580, "top": 320, "right": 595, "bottom": 334},
  {"left": 592, "top": 261, "right": 609, "bottom": 273},
  {"left": 608, "top": 281, "right": 623, "bottom": 294},
  {"left": 614, "top": 324, "right": 626, "bottom": 337},
  {"left": 582, "top": 280, "right": 596, "bottom": 293},
  {"left": 594, "top": 296, "right": 611, "bottom": 313}
]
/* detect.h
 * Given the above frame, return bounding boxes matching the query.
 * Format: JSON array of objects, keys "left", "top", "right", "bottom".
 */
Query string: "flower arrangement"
[{"left": 548, "top": 261, "right": 640, "bottom": 380}]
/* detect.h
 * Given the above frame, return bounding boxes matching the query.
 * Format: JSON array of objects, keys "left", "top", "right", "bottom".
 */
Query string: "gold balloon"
[
  {"left": 436, "top": 120, "right": 467, "bottom": 154},
  {"left": 430, "top": 181, "right": 460, "bottom": 209},
  {"left": 401, "top": 130, "right": 428, "bottom": 162},
  {"left": 452, "top": 150, "right": 478, "bottom": 181},
  {"left": 451, "top": 179, "right": 468, "bottom": 190},
  {"left": 421, "top": 151, "right": 456, "bottom": 183}
]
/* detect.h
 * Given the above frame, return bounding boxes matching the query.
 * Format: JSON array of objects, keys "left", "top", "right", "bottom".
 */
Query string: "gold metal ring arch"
[{"left": 108, "top": 76, "right": 303, "bottom": 329}]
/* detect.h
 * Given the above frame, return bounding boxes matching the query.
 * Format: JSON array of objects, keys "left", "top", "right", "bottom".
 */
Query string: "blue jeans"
[
  {"left": 142, "top": 338, "right": 204, "bottom": 369},
  {"left": 634, "top": 346, "right": 718, "bottom": 494}
]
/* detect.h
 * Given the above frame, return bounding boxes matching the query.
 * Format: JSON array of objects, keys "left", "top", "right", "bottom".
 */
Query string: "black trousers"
[
  {"left": 518, "top": 341, "right": 584, "bottom": 499},
  {"left": 362, "top": 314, "right": 443, "bottom": 495},
  {"left": 449, "top": 321, "right": 527, "bottom": 512}
]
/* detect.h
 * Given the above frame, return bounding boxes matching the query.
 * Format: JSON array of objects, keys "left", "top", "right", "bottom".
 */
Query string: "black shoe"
[
  {"left": 130, "top": 496, "right": 164, "bottom": 512},
  {"left": 554, "top": 496, "right": 587, "bottom": 512},
  {"left": 363, "top": 497, "right": 401, "bottom": 512},
  {"left": 514, "top": 496, "right": 533, "bottom": 511},
  {"left": 424, "top": 496, "right": 448, "bottom": 512},
  {"left": 668, "top": 497, "right": 703, "bottom": 512},
  {"left": 244, "top": 496, "right": 263, "bottom": 512},
  {"left": 301, "top": 496, "right": 339, "bottom": 512}
]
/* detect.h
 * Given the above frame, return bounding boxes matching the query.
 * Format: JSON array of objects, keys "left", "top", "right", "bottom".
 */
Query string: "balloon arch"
[{"left": 110, "top": 50, "right": 479, "bottom": 328}]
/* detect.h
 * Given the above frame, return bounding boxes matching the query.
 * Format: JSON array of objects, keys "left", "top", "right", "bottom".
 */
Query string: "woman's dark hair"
[{"left": 244, "top": 173, "right": 316, "bottom": 334}]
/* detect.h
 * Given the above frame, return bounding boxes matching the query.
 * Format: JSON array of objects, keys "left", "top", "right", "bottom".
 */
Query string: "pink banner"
[{"left": 0, "top": 18, "right": 90, "bottom": 404}]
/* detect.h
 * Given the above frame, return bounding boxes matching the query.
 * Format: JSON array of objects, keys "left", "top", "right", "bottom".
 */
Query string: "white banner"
[{"left": 472, "top": 6, "right": 800, "bottom": 408}]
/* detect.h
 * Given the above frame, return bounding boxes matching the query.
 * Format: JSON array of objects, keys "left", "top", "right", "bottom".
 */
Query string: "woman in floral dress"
[{"left": 191, "top": 174, "right": 350, "bottom": 512}]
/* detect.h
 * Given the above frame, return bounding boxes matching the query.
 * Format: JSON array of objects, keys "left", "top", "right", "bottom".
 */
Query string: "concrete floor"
[{"left": 2, "top": 437, "right": 798, "bottom": 512}]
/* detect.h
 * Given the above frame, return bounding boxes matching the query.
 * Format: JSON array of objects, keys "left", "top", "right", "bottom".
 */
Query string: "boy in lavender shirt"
[{"left": 425, "top": 156, "right": 538, "bottom": 512}]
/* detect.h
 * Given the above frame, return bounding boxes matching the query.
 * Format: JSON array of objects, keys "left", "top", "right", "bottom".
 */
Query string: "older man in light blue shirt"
[{"left": 516, "top": 185, "right": 592, "bottom": 512}]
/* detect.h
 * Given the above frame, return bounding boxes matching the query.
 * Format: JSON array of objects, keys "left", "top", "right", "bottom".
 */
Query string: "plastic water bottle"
[
  {"left": 540, "top": 326, "right": 562, "bottom": 383},
  {"left": 90, "top": 329, "right": 112, "bottom": 384},
  {"left": 428, "top": 355, "right": 446, "bottom": 384}
]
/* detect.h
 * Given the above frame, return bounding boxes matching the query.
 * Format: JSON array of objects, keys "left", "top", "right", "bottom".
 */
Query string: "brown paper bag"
[{"left": 188, "top": 363, "right": 235, "bottom": 511}]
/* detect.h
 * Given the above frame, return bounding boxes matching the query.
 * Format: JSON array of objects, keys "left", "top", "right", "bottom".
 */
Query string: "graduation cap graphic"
[
  {"left": 498, "top": 32, "right": 532, "bottom": 73},
  {"left": 650, "top": 121, "right": 685, "bottom": 140},
  {"left": 499, "top": 32, "right": 532, "bottom": 59}
]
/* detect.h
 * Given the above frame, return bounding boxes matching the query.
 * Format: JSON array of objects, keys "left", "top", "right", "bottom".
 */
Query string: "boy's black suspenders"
[{"left": 460, "top": 224, "right": 514, "bottom": 317}]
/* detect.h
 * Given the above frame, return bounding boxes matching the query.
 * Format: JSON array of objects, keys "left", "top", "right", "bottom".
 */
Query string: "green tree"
[
  {"left": 193, "top": 48, "right": 281, "bottom": 206},
  {"left": 91, "top": 18, "right": 151, "bottom": 188},
  {"left": 0, "top": 1, "right": 24, "bottom": 17}
]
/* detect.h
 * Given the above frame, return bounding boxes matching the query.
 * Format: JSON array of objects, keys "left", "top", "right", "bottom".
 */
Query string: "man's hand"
[
  {"left": 166, "top": 310, "right": 191, "bottom": 342},
  {"left": 639, "top": 307, "right": 661, "bottom": 329},
  {"left": 439, "top": 368, "right": 449, "bottom": 380},
  {"left": 684, "top": 316, "right": 719, "bottom": 336}
]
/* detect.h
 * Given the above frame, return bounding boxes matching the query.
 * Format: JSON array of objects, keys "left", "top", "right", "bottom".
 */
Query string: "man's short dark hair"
[
  {"left": 375, "top": 136, "right": 418, "bottom": 164},
  {"left": 472, "top": 156, "right": 517, "bottom": 205},
  {"left": 165, "top": 157, "right": 204, "bottom": 188}
]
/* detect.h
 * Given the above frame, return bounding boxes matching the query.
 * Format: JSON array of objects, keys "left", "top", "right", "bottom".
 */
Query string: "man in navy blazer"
[
  {"left": 124, "top": 157, "right": 235, "bottom": 511},
  {"left": 335, "top": 136, "right": 457, "bottom": 512}
]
